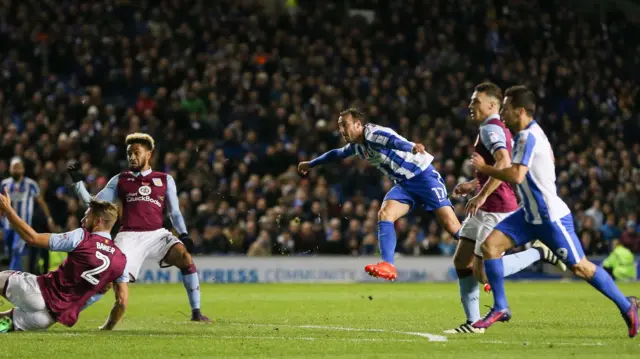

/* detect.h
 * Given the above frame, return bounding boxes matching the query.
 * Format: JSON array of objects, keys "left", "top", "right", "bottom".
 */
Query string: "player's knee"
[
  {"left": 570, "top": 259, "right": 596, "bottom": 280},
  {"left": 377, "top": 208, "right": 395, "bottom": 222}
]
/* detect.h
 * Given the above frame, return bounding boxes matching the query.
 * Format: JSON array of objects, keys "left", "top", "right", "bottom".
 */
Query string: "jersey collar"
[
  {"left": 131, "top": 168, "right": 153, "bottom": 177},
  {"left": 482, "top": 113, "right": 500, "bottom": 125},
  {"left": 93, "top": 231, "right": 112, "bottom": 240},
  {"left": 525, "top": 119, "right": 537, "bottom": 129}
]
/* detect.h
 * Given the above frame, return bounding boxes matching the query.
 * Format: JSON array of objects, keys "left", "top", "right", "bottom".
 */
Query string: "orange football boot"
[{"left": 364, "top": 261, "right": 397, "bottom": 281}]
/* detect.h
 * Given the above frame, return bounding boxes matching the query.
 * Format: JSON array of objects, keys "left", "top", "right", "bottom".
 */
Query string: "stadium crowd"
[{"left": 1, "top": 0, "right": 640, "bottom": 264}]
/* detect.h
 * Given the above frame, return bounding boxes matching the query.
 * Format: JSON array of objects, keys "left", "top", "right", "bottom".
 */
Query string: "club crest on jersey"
[
  {"left": 138, "top": 185, "right": 152, "bottom": 196},
  {"left": 152, "top": 178, "right": 162, "bottom": 187}
]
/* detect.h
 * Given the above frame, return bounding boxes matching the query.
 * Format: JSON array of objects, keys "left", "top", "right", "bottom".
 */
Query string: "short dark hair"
[
  {"left": 474, "top": 82, "right": 503, "bottom": 102},
  {"left": 339, "top": 108, "right": 366, "bottom": 123},
  {"left": 125, "top": 133, "right": 155, "bottom": 151},
  {"left": 504, "top": 85, "right": 536, "bottom": 117}
]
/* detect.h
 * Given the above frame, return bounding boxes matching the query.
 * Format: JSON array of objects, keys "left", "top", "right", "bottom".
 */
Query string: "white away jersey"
[{"left": 511, "top": 120, "right": 570, "bottom": 224}]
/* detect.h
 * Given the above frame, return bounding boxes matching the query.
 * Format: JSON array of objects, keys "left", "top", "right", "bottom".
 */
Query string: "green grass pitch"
[{"left": 3, "top": 282, "right": 640, "bottom": 358}]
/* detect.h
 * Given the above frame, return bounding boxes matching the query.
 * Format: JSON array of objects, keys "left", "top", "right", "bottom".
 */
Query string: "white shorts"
[
  {"left": 4, "top": 272, "right": 56, "bottom": 331},
  {"left": 459, "top": 209, "right": 517, "bottom": 257},
  {"left": 115, "top": 228, "right": 182, "bottom": 281}
]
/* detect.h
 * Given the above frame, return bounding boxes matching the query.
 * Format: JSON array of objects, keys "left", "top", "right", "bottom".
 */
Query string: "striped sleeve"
[
  {"left": 365, "top": 127, "right": 414, "bottom": 152},
  {"left": 512, "top": 132, "right": 536, "bottom": 167},
  {"left": 480, "top": 124, "right": 507, "bottom": 156}
]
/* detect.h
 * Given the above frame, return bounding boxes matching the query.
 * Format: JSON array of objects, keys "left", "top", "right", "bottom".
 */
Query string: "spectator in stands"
[{"left": 0, "top": 0, "right": 639, "bottom": 260}]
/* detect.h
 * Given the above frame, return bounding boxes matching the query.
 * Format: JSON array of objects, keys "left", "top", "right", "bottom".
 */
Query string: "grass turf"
[{"left": 2, "top": 282, "right": 640, "bottom": 358}]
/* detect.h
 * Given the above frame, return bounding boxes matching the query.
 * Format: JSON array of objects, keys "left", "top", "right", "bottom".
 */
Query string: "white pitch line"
[{"left": 236, "top": 323, "right": 448, "bottom": 342}]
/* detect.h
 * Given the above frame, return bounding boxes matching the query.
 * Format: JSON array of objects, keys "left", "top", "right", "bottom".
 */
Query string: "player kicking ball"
[
  {"left": 0, "top": 189, "right": 129, "bottom": 333},
  {"left": 470, "top": 85, "right": 638, "bottom": 337},
  {"left": 298, "top": 108, "right": 461, "bottom": 280},
  {"left": 445, "top": 83, "right": 566, "bottom": 334},
  {"left": 69, "top": 133, "right": 209, "bottom": 322}
]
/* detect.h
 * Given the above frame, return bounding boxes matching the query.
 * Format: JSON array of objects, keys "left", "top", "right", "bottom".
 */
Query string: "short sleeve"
[
  {"left": 115, "top": 265, "right": 130, "bottom": 283},
  {"left": 49, "top": 228, "right": 85, "bottom": 252},
  {"left": 512, "top": 132, "right": 536, "bottom": 167},
  {"left": 480, "top": 124, "right": 508, "bottom": 155}
]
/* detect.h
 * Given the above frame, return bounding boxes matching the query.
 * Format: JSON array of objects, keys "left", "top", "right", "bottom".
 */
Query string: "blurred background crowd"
[{"left": 1, "top": 0, "right": 640, "bottom": 266}]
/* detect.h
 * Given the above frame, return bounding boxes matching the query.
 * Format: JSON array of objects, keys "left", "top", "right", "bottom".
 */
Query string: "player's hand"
[
  {"left": 67, "top": 162, "right": 84, "bottom": 183},
  {"left": 412, "top": 143, "right": 426, "bottom": 154},
  {"left": 465, "top": 193, "right": 487, "bottom": 217},
  {"left": 470, "top": 153, "right": 486, "bottom": 171},
  {"left": 180, "top": 233, "right": 194, "bottom": 253},
  {"left": 297, "top": 162, "right": 310, "bottom": 175},
  {"left": 451, "top": 181, "right": 476, "bottom": 199},
  {"left": 0, "top": 188, "right": 11, "bottom": 211}
]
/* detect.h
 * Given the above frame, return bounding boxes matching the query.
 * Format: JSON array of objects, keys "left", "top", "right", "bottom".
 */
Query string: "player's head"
[
  {"left": 125, "top": 133, "right": 155, "bottom": 172},
  {"left": 469, "top": 82, "right": 502, "bottom": 123},
  {"left": 501, "top": 85, "right": 536, "bottom": 131},
  {"left": 338, "top": 108, "right": 366, "bottom": 143},
  {"left": 82, "top": 199, "right": 119, "bottom": 232},
  {"left": 9, "top": 157, "right": 24, "bottom": 181}
]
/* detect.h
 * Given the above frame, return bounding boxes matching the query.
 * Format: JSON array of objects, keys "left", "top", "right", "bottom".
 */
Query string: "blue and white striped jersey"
[
  {"left": 1, "top": 177, "right": 40, "bottom": 230},
  {"left": 309, "top": 123, "right": 434, "bottom": 182},
  {"left": 512, "top": 120, "right": 570, "bottom": 224}
]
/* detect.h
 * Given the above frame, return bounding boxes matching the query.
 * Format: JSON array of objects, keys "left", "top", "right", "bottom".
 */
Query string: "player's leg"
[
  {"left": 0, "top": 271, "right": 55, "bottom": 332},
  {"left": 363, "top": 196, "right": 411, "bottom": 280},
  {"left": 160, "top": 234, "right": 209, "bottom": 322},
  {"left": 544, "top": 215, "right": 638, "bottom": 337},
  {"left": 446, "top": 237, "right": 484, "bottom": 333},
  {"left": 0, "top": 270, "right": 16, "bottom": 300},
  {"left": 472, "top": 209, "right": 533, "bottom": 329},
  {"left": 471, "top": 212, "right": 544, "bottom": 285}
]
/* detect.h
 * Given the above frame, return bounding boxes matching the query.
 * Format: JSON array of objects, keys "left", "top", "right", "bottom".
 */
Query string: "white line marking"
[{"left": 235, "top": 323, "right": 448, "bottom": 342}]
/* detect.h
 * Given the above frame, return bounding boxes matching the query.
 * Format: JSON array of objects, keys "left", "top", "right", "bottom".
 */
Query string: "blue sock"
[
  {"left": 502, "top": 248, "right": 541, "bottom": 277},
  {"left": 484, "top": 258, "right": 509, "bottom": 310},
  {"left": 82, "top": 293, "right": 104, "bottom": 311},
  {"left": 377, "top": 221, "right": 397, "bottom": 264},
  {"left": 588, "top": 266, "right": 631, "bottom": 312},
  {"left": 182, "top": 265, "right": 201, "bottom": 311},
  {"left": 457, "top": 270, "right": 481, "bottom": 322}
]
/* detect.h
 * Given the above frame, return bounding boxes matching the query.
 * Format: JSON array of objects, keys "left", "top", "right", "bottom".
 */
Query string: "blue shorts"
[
  {"left": 383, "top": 165, "right": 452, "bottom": 212},
  {"left": 494, "top": 208, "right": 585, "bottom": 266}
]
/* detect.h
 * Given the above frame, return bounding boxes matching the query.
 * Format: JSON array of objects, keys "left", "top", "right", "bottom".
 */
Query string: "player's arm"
[
  {"left": 71, "top": 174, "right": 119, "bottom": 208},
  {"left": 100, "top": 271, "right": 129, "bottom": 330},
  {"left": 165, "top": 174, "right": 193, "bottom": 252},
  {"left": 298, "top": 144, "right": 355, "bottom": 173},
  {"left": 471, "top": 132, "right": 534, "bottom": 184},
  {"left": 0, "top": 190, "right": 84, "bottom": 250},
  {"left": 476, "top": 125, "right": 512, "bottom": 197}
]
